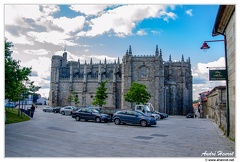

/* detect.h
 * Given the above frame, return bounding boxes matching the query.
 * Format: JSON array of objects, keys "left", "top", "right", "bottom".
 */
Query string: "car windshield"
[
  {"left": 143, "top": 105, "right": 151, "bottom": 112},
  {"left": 92, "top": 109, "right": 99, "bottom": 113}
]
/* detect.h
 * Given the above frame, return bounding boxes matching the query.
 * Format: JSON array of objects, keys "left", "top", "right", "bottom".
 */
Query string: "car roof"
[{"left": 117, "top": 110, "right": 138, "bottom": 113}]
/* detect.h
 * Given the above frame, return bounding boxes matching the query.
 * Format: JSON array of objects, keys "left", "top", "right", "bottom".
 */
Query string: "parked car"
[
  {"left": 151, "top": 110, "right": 168, "bottom": 119},
  {"left": 72, "top": 108, "right": 111, "bottom": 123},
  {"left": 158, "top": 112, "right": 168, "bottom": 119},
  {"left": 5, "top": 102, "right": 15, "bottom": 108},
  {"left": 43, "top": 106, "right": 53, "bottom": 112},
  {"left": 159, "top": 112, "right": 168, "bottom": 118},
  {"left": 52, "top": 107, "right": 61, "bottom": 113},
  {"left": 112, "top": 110, "right": 157, "bottom": 127},
  {"left": 186, "top": 112, "right": 195, "bottom": 118},
  {"left": 60, "top": 106, "right": 77, "bottom": 115}
]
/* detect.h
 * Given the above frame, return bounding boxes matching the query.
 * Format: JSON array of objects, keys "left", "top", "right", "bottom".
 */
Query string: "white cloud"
[
  {"left": 19, "top": 57, "right": 51, "bottom": 97},
  {"left": 20, "top": 57, "right": 51, "bottom": 79},
  {"left": 192, "top": 57, "right": 225, "bottom": 84},
  {"left": 185, "top": 9, "right": 193, "bottom": 16},
  {"left": 151, "top": 30, "right": 163, "bottom": 36},
  {"left": 54, "top": 50, "right": 118, "bottom": 64},
  {"left": 37, "top": 88, "right": 50, "bottom": 98},
  {"left": 87, "top": 55, "right": 118, "bottom": 63},
  {"left": 23, "top": 49, "right": 50, "bottom": 56},
  {"left": 52, "top": 16, "right": 85, "bottom": 34},
  {"left": 40, "top": 5, "right": 60, "bottom": 17},
  {"left": 5, "top": 5, "right": 42, "bottom": 27},
  {"left": 84, "top": 49, "right": 89, "bottom": 52},
  {"left": 5, "top": 5, "right": 60, "bottom": 27},
  {"left": 55, "top": 50, "right": 80, "bottom": 61},
  {"left": 27, "top": 31, "right": 77, "bottom": 46},
  {"left": 69, "top": 5, "right": 109, "bottom": 16},
  {"left": 76, "top": 31, "right": 87, "bottom": 37},
  {"left": 84, "top": 5, "right": 176, "bottom": 37},
  {"left": 192, "top": 57, "right": 226, "bottom": 100},
  {"left": 136, "top": 29, "right": 147, "bottom": 36},
  {"left": 161, "top": 11, "right": 177, "bottom": 22},
  {"left": 196, "top": 57, "right": 225, "bottom": 74},
  {"left": 4, "top": 5, "right": 79, "bottom": 47},
  {"left": 5, "top": 31, "right": 34, "bottom": 45}
]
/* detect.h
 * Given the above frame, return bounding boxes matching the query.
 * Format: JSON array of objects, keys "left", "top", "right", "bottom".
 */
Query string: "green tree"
[
  {"left": 67, "top": 91, "right": 80, "bottom": 106},
  {"left": 92, "top": 80, "right": 108, "bottom": 107},
  {"left": 124, "top": 82, "right": 151, "bottom": 105},
  {"left": 5, "top": 39, "right": 40, "bottom": 102}
]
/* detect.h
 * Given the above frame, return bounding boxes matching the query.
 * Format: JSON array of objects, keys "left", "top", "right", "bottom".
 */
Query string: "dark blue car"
[
  {"left": 72, "top": 108, "right": 111, "bottom": 123},
  {"left": 113, "top": 110, "right": 157, "bottom": 127}
]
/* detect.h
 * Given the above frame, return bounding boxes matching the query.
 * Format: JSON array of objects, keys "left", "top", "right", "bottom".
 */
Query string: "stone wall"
[
  {"left": 225, "top": 11, "right": 235, "bottom": 141},
  {"left": 206, "top": 86, "right": 227, "bottom": 135},
  {"left": 49, "top": 46, "right": 192, "bottom": 115}
]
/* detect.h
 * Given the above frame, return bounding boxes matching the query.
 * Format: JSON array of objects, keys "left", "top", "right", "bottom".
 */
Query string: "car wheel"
[
  {"left": 114, "top": 118, "right": 121, "bottom": 125},
  {"left": 61, "top": 111, "right": 65, "bottom": 115},
  {"left": 43, "top": 110, "right": 46, "bottom": 112},
  {"left": 95, "top": 117, "right": 101, "bottom": 123},
  {"left": 76, "top": 116, "right": 80, "bottom": 121},
  {"left": 140, "top": 120, "right": 148, "bottom": 127}
]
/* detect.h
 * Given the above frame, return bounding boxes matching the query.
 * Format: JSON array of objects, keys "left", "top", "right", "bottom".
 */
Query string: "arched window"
[
  {"left": 106, "top": 70, "right": 113, "bottom": 78},
  {"left": 87, "top": 72, "right": 92, "bottom": 79},
  {"left": 95, "top": 71, "right": 98, "bottom": 78}
]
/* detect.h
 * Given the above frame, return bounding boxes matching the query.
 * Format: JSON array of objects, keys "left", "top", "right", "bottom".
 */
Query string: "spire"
[
  {"left": 188, "top": 57, "right": 191, "bottom": 63},
  {"left": 181, "top": 54, "right": 184, "bottom": 62},
  {"left": 160, "top": 49, "right": 162, "bottom": 58},
  {"left": 90, "top": 58, "right": 92, "bottom": 64},
  {"left": 155, "top": 45, "right": 159, "bottom": 56},
  {"left": 104, "top": 57, "right": 107, "bottom": 64},
  {"left": 129, "top": 45, "right": 132, "bottom": 55},
  {"left": 169, "top": 55, "right": 172, "bottom": 62},
  {"left": 126, "top": 49, "right": 129, "bottom": 55}
]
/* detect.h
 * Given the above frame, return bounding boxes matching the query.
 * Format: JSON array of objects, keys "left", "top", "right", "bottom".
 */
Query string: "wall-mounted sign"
[{"left": 209, "top": 69, "right": 227, "bottom": 81}]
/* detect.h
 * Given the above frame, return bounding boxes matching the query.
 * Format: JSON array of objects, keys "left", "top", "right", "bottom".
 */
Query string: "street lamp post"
[{"left": 200, "top": 36, "right": 230, "bottom": 137}]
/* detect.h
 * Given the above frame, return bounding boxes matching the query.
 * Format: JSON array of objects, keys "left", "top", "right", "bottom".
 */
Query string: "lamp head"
[{"left": 200, "top": 42, "right": 210, "bottom": 50}]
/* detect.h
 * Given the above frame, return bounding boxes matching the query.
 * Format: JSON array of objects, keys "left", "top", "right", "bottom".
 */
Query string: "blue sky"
[{"left": 4, "top": 4, "right": 229, "bottom": 100}]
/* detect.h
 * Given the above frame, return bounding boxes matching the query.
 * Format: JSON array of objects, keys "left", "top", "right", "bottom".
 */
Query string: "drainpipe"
[{"left": 223, "top": 35, "right": 230, "bottom": 137}]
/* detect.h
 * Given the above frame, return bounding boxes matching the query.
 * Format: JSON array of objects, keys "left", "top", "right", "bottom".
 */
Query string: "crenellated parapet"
[{"left": 51, "top": 51, "right": 122, "bottom": 82}]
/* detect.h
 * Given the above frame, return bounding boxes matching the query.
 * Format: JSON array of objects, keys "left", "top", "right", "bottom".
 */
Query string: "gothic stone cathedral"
[{"left": 49, "top": 45, "right": 192, "bottom": 115}]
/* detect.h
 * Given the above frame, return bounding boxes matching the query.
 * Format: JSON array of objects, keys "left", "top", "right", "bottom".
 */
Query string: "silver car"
[
  {"left": 60, "top": 106, "right": 77, "bottom": 115},
  {"left": 43, "top": 106, "right": 53, "bottom": 112}
]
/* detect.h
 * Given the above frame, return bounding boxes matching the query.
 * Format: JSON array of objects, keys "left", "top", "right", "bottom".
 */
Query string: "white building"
[{"left": 37, "top": 97, "right": 49, "bottom": 105}]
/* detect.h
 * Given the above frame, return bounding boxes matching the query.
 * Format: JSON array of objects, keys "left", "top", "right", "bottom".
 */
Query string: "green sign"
[{"left": 209, "top": 69, "right": 227, "bottom": 81}]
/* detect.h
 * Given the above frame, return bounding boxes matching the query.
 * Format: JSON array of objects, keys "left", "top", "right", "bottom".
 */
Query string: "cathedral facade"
[{"left": 49, "top": 45, "right": 192, "bottom": 115}]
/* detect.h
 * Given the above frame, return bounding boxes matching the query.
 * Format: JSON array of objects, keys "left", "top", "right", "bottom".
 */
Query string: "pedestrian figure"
[{"left": 30, "top": 104, "right": 36, "bottom": 118}]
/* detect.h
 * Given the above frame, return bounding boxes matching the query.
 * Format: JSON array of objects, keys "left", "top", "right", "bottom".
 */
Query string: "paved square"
[{"left": 5, "top": 106, "right": 235, "bottom": 157}]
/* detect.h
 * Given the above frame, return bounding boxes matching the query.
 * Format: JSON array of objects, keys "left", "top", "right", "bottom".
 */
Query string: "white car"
[{"left": 60, "top": 106, "right": 77, "bottom": 115}]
